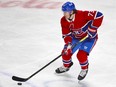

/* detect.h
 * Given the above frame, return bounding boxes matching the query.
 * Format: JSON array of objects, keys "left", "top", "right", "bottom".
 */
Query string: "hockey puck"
[{"left": 17, "top": 83, "right": 22, "bottom": 85}]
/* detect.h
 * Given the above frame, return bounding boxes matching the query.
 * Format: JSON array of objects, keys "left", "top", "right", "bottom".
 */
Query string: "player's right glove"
[{"left": 62, "top": 42, "right": 72, "bottom": 55}]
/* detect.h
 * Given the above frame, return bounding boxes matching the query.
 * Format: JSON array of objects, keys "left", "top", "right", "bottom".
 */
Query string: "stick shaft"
[{"left": 27, "top": 54, "right": 62, "bottom": 80}]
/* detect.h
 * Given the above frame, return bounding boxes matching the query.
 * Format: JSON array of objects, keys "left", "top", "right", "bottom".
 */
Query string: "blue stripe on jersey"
[
  {"left": 82, "top": 20, "right": 92, "bottom": 32},
  {"left": 62, "top": 32, "right": 72, "bottom": 38},
  {"left": 96, "top": 11, "right": 103, "bottom": 18}
]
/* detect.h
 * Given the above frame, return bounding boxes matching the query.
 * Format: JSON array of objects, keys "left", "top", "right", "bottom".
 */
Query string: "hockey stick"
[
  {"left": 12, "top": 54, "right": 62, "bottom": 82},
  {"left": 12, "top": 35, "right": 88, "bottom": 82}
]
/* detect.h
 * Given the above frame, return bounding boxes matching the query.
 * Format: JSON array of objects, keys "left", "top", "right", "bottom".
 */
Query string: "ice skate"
[
  {"left": 78, "top": 69, "right": 88, "bottom": 80},
  {"left": 55, "top": 62, "right": 73, "bottom": 73}
]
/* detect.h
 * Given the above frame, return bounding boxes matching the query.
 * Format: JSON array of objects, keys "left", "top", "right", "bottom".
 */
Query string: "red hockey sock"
[
  {"left": 62, "top": 53, "right": 72, "bottom": 67},
  {"left": 77, "top": 50, "right": 89, "bottom": 69}
]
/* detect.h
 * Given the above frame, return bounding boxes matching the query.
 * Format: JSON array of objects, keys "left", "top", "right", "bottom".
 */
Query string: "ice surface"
[{"left": 0, "top": 0, "right": 116, "bottom": 87}]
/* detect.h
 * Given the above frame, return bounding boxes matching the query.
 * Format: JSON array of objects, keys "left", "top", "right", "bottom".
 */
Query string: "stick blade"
[{"left": 12, "top": 76, "right": 27, "bottom": 82}]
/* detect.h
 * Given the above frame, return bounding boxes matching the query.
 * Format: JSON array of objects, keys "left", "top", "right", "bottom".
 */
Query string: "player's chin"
[{"left": 64, "top": 16, "right": 70, "bottom": 19}]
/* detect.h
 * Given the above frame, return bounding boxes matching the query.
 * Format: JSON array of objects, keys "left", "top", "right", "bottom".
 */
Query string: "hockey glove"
[{"left": 62, "top": 42, "right": 72, "bottom": 55}]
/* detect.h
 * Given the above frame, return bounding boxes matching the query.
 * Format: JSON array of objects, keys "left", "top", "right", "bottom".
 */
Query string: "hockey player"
[{"left": 55, "top": 2, "right": 104, "bottom": 80}]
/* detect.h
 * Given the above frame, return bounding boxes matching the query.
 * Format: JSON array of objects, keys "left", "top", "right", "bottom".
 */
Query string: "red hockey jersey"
[{"left": 61, "top": 10, "right": 103, "bottom": 44}]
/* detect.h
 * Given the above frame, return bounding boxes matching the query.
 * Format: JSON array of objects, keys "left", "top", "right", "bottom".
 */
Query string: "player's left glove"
[{"left": 62, "top": 42, "right": 72, "bottom": 55}]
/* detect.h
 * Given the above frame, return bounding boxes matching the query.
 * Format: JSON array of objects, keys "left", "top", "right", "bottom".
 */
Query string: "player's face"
[
  {"left": 63, "top": 11, "right": 73, "bottom": 19},
  {"left": 63, "top": 12, "right": 71, "bottom": 19}
]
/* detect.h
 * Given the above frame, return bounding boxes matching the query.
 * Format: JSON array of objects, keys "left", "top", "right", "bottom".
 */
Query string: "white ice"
[{"left": 0, "top": 0, "right": 116, "bottom": 87}]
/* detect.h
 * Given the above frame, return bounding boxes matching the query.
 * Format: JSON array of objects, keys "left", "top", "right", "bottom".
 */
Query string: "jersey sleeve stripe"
[
  {"left": 88, "top": 28, "right": 97, "bottom": 32},
  {"left": 62, "top": 32, "right": 72, "bottom": 38}
]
